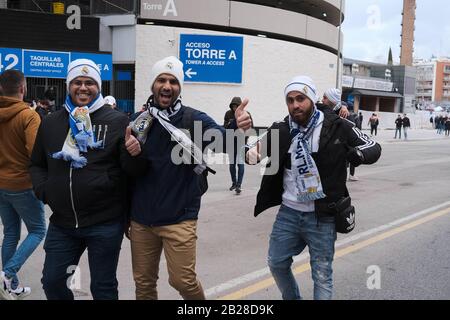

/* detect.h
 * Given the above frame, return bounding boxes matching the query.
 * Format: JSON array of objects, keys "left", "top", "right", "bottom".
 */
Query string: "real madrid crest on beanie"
[{"left": 149, "top": 56, "right": 184, "bottom": 97}]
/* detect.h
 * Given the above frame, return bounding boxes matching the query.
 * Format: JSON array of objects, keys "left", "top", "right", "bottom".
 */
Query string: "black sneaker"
[
  {"left": 235, "top": 186, "right": 242, "bottom": 195},
  {"left": 229, "top": 184, "right": 237, "bottom": 191}
]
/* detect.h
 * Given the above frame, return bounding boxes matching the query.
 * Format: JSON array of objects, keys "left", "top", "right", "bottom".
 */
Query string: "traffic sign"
[{"left": 179, "top": 34, "right": 243, "bottom": 84}]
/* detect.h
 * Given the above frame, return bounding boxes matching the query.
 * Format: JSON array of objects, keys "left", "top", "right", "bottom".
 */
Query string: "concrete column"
[
  {"left": 354, "top": 95, "right": 360, "bottom": 112},
  {"left": 375, "top": 97, "right": 380, "bottom": 112},
  {"left": 395, "top": 98, "right": 401, "bottom": 113}
]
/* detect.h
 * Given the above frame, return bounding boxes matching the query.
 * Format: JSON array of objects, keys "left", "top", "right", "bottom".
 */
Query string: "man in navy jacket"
[{"left": 128, "top": 56, "right": 225, "bottom": 300}]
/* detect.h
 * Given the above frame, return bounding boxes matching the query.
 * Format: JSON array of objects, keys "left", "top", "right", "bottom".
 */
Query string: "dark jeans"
[
  {"left": 229, "top": 151, "right": 244, "bottom": 186},
  {"left": 349, "top": 163, "right": 355, "bottom": 176},
  {"left": 42, "top": 220, "right": 124, "bottom": 300},
  {"left": 370, "top": 125, "right": 377, "bottom": 136}
]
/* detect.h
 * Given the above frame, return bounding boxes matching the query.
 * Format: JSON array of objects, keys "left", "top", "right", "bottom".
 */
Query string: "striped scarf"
[
  {"left": 131, "top": 96, "right": 207, "bottom": 175},
  {"left": 289, "top": 108, "right": 326, "bottom": 202},
  {"left": 52, "top": 94, "right": 104, "bottom": 169}
]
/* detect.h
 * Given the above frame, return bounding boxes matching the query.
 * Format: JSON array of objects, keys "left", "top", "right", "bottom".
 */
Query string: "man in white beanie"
[
  {"left": 127, "top": 56, "right": 226, "bottom": 300},
  {"left": 321, "top": 88, "right": 349, "bottom": 118},
  {"left": 30, "top": 58, "right": 142, "bottom": 300},
  {"left": 236, "top": 75, "right": 381, "bottom": 300}
]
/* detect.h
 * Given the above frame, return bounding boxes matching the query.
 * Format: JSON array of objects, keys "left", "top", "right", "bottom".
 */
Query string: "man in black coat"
[
  {"left": 236, "top": 75, "right": 381, "bottom": 300},
  {"left": 30, "top": 59, "right": 141, "bottom": 300},
  {"left": 394, "top": 114, "right": 403, "bottom": 139},
  {"left": 402, "top": 114, "right": 411, "bottom": 140}
]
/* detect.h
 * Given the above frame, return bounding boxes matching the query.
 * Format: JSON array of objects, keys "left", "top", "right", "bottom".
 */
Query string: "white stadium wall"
[{"left": 135, "top": 25, "right": 339, "bottom": 127}]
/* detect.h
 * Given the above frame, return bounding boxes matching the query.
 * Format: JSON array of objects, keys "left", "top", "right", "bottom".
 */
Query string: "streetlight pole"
[{"left": 336, "top": 0, "right": 343, "bottom": 88}]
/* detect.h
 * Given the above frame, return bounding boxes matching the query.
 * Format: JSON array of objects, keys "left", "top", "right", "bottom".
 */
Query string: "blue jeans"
[
  {"left": 403, "top": 127, "right": 408, "bottom": 139},
  {"left": 394, "top": 127, "right": 402, "bottom": 139},
  {"left": 0, "top": 189, "right": 46, "bottom": 289},
  {"left": 229, "top": 151, "right": 245, "bottom": 186},
  {"left": 268, "top": 205, "right": 337, "bottom": 300},
  {"left": 42, "top": 220, "right": 124, "bottom": 300}
]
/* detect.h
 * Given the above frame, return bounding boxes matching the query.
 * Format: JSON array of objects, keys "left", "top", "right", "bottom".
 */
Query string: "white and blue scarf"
[
  {"left": 52, "top": 94, "right": 105, "bottom": 169},
  {"left": 131, "top": 96, "right": 207, "bottom": 175},
  {"left": 290, "top": 108, "right": 326, "bottom": 202}
]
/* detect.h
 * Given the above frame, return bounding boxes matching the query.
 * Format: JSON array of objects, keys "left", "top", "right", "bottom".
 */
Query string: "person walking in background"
[
  {"left": 35, "top": 99, "right": 52, "bottom": 120},
  {"left": 348, "top": 109, "right": 363, "bottom": 181},
  {"left": 445, "top": 117, "right": 450, "bottom": 136},
  {"left": 402, "top": 114, "right": 411, "bottom": 140},
  {"left": 358, "top": 112, "right": 363, "bottom": 130},
  {"left": 394, "top": 114, "right": 403, "bottom": 139},
  {"left": 0, "top": 70, "right": 46, "bottom": 300},
  {"left": 224, "top": 96, "right": 253, "bottom": 194},
  {"left": 368, "top": 113, "right": 379, "bottom": 136}
]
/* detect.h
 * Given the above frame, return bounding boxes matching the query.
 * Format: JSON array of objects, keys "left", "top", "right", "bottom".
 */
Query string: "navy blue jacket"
[{"left": 130, "top": 105, "right": 224, "bottom": 226}]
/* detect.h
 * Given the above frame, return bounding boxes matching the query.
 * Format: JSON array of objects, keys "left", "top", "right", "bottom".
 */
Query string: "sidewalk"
[{"left": 361, "top": 128, "right": 448, "bottom": 143}]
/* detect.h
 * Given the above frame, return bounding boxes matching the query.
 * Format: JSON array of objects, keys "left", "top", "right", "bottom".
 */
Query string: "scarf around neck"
[
  {"left": 52, "top": 94, "right": 105, "bottom": 169},
  {"left": 289, "top": 107, "right": 326, "bottom": 202},
  {"left": 130, "top": 96, "right": 207, "bottom": 175}
]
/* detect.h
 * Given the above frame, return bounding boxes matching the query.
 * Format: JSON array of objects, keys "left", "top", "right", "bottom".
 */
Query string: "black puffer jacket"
[
  {"left": 251, "top": 111, "right": 382, "bottom": 217},
  {"left": 30, "top": 106, "right": 141, "bottom": 228}
]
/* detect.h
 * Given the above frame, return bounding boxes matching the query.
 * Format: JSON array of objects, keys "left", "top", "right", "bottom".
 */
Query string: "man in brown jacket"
[{"left": 0, "top": 70, "right": 46, "bottom": 300}]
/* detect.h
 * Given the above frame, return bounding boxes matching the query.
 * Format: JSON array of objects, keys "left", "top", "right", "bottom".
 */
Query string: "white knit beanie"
[
  {"left": 66, "top": 59, "right": 102, "bottom": 91},
  {"left": 324, "top": 88, "right": 341, "bottom": 106},
  {"left": 149, "top": 56, "right": 184, "bottom": 99},
  {"left": 284, "top": 76, "right": 318, "bottom": 104}
]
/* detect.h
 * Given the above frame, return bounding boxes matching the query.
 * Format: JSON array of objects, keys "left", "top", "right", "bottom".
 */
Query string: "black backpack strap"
[{"left": 181, "top": 106, "right": 195, "bottom": 134}]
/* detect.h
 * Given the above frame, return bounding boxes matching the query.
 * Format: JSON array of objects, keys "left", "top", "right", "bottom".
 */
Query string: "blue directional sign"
[
  {"left": 23, "top": 50, "right": 70, "bottom": 79},
  {"left": 0, "top": 48, "right": 23, "bottom": 75},
  {"left": 179, "top": 34, "right": 243, "bottom": 84},
  {"left": 72, "top": 52, "right": 113, "bottom": 81},
  {"left": 0, "top": 47, "right": 113, "bottom": 80}
]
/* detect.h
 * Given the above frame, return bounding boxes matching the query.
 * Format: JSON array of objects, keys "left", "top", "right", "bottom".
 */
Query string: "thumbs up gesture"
[
  {"left": 236, "top": 98, "right": 252, "bottom": 131},
  {"left": 125, "top": 126, "right": 141, "bottom": 156}
]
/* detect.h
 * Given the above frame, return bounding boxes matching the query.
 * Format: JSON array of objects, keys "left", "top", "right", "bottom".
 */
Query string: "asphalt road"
[{"left": 2, "top": 129, "right": 450, "bottom": 300}]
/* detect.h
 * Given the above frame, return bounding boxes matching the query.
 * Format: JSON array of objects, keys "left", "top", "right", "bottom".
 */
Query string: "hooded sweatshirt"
[{"left": 0, "top": 96, "right": 41, "bottom": 191}]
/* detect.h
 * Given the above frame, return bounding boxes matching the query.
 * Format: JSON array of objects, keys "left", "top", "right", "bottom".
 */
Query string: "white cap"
[
  {"left": 284, "top": 75, "right": 318, "bottom": 104},
  {"left": 104, "top": 95, "right": 116, "bottom": 106},
  {"left": 67, "top": 59, "right": 102, "bottom": 91},
  {"left": 150, "top": 56, "right": 184, "bottom": 99}
]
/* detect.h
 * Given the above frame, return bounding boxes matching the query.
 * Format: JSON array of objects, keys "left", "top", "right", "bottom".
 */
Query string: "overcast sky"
[{"left": 342, "top": 0, "right": 449, "bottom": 64}]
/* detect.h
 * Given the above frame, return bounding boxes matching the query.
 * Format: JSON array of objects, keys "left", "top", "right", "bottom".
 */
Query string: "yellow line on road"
[{"left": 218, "top": 207, "right": 450, "bottom": 300}]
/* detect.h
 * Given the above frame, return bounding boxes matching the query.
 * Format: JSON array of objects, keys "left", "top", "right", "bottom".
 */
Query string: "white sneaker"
[
  {"left": 0, "top": 271, "right": 13, "bottom": 300},
  {"left": 10, "top": 286, "right": 31, "bottom": 300},
  {"left": 349, "top": 175, "right": 359, "bottom": 181}
]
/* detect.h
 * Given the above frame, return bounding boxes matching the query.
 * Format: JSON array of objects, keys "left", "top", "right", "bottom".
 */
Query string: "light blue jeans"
[
  {"left": 0, "top": 189, "right": 46, "bottom": 289},
  {"left": 268, "top": 205, "right": 337, "bottom": 300}
]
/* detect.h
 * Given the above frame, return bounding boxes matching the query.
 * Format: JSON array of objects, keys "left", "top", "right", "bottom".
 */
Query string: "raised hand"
[
  {"left": 339, "top": 105, "right": 350, "bottom": 118},
  {"left": 125, "top": 126, "right": 141, "bottom": 156},
  {"left": 246, "top": 141, "right": 261, "bottom": 165},
  {"left": 236, "top": 98, "right": 252, "bottom": 131}
]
